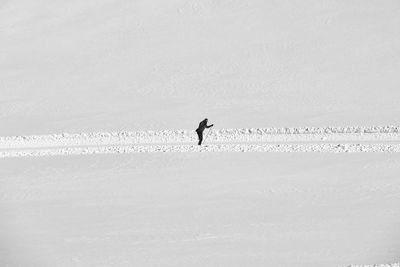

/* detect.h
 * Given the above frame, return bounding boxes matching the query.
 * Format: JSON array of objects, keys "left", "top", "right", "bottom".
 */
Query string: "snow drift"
[{"left": 1, "top": 126, "right": 400, "bottom": 157}]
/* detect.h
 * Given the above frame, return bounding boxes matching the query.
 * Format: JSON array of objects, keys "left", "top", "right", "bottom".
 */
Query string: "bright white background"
[
  {"left": 1, "top": 0, "right": 400, "bottom": 135},
  {"left": 1, "top": 1, "right": 400, "bottom": 266}
]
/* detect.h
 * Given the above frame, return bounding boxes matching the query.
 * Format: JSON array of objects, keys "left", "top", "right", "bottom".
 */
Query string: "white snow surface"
[
  {"left": 1, "top": 126, "right": 400, "bottom": 157},
  {"left": 2, "top": 0, "right": 400, "bottom": 266},
  {"left": 1, "top": 154, "right": 400, "bottom": 267},
  {"left": 1, "top": 0, "right": 400, "bottom": 135},
  {"left": 349, "top": 264, "right": 400, "bottom": 267}
]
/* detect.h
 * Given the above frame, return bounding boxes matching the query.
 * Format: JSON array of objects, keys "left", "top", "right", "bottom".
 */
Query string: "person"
[{"left": 196, "top": 118, "right": 213, "bottom": 145}]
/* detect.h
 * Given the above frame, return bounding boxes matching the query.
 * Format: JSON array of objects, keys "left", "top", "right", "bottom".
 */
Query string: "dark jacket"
[{"left": 196, "top": 119, "right": 213, "bottom": 133}]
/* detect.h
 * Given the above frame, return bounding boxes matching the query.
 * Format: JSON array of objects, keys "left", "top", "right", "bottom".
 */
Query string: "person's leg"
[{"left": 197, "top": 131, "right": 203, "bottom": 145}]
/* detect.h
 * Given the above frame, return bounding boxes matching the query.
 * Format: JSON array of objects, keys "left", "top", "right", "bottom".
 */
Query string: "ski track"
[
  {"left": 2, "top": 126, "right": 400, "bottom": 158},
  {"left": 348, "top": 264, "right": 400, "bottom": 267}
]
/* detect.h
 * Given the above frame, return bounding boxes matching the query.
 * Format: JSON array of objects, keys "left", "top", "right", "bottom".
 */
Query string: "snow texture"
[
  {"left": 348, "top": 264, "right": 400, "bottom": 267},
  {"left": 2, "top": 153, "right": 400, "bottom": 267},
  {"left": 1, "top": 126, "right": 400, "bottom": 157},
  {"left": 2, "top": 0, "right": 400, "bottom": 266}
]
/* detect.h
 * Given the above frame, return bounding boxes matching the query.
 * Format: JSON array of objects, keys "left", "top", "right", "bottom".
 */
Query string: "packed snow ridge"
[
  {"left": 347, "top": 264, "right": 400, "bottom": 267},
  {"left": 1, "top": 126, "right": 400, "bottom": 157}
]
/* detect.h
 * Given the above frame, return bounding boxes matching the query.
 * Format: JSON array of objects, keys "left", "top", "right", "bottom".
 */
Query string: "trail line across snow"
[{"left": 2, "top": 126, "right": 400, "bottom": 157}]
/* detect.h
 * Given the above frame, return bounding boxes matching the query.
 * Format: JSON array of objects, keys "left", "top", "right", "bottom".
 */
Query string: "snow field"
[
  {"left": 1, "top": 126, "right": 400, "bottom": 157},
  {"left": 2, "top": 0, "right": 400, "bottom": 266},
  {"left": 3, "top": 143, "right": 400, "bottom": 158},
  {"left": 1, "top": 153, "right": 400, "bottom": 267},
  {"left": 2, "top": 126, "right": 400, "bottom": 148},
  {"left": 348, "top": 264, "right": 400, "bottom": 267}
]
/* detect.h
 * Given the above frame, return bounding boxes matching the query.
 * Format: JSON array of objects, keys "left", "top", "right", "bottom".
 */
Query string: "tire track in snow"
[{"left": 1, "top": 126, "right": 400, "bottom": 157}]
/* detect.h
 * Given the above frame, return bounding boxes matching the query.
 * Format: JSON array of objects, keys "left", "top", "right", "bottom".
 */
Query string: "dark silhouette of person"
[{"left": 196, "top": 118, "right": 213, "bottom": 145}]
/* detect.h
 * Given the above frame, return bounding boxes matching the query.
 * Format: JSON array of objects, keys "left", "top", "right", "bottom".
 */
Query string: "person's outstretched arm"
[{"left": 206, "top": 124, "right": 214, "bottom": 128}]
